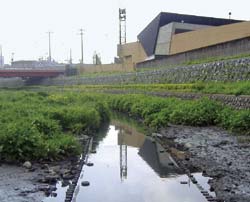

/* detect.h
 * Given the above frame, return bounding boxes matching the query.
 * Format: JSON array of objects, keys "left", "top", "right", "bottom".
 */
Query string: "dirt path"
[{"left": 160, "top": 125, "right": 250, "bottom": 202}]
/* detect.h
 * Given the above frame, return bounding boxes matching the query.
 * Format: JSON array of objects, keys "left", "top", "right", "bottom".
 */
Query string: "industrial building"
[
  {"left": 117, "top": 12, "right": 250, "bottom": 69},
  {"left": 11, "top": 60, "right": 65, "bottom": 69}
]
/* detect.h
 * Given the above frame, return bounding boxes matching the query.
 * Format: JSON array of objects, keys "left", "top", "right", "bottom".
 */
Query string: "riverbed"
[
  {"left": 44, "top": 118, "right": 214, "bottom": 202},
  {"left": 0, "top": 117, "right": 217, "bottom": 202}
]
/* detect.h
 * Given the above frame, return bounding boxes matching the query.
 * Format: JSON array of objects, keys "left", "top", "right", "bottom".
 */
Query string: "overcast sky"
[{"left": 0, "top": 0, "right": 249, "bottom": 64}]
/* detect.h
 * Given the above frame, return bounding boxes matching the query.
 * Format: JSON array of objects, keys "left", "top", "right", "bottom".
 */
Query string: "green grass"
[
  {"left": 106, "top": 94, "right": 250, "bottom": 135},
  {"left": 60, "top": 81, "right": 250, "bottom": 96},
  {"left": 183, "top": 53, "right": 250, "bottom": 66},
  {"left": 1, "top": 88, "right": 249, "bottom": 162},
  {"left": 0, "top": 91, "right": 110, "bottom": 162}
]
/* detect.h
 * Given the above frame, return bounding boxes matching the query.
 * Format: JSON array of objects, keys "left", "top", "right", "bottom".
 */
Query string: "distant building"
[
  {"left": 118, "top": 12, "right": 250, "bottom": 68},
  {"left": 11, "top": 60, "right": 65, "bottom": 69},
  {"left": 137, "top": 12, "right": 242, "bottom": 59}
]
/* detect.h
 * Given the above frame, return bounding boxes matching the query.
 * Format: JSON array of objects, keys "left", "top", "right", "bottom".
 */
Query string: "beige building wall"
[
  {"left": 170, "top": 21, "right": 250, "bottom": 55},
  {"left": 117, "top": 41, "right": 147, "bottom": 69},
  {"left": 78, "top": 63, "right": 134, "bottom": 74},
  {"left": 155, "top": 22, "right": 212, "bottom": 55}
]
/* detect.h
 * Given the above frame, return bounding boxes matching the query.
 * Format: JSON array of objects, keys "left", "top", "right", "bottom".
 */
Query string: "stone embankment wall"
[
  {"left": 151, "top": 92, "right": 250, "bottom": 110},
  {"left": 43, "top": 57, "right": 250, "bottom": 86},
  {"left": 0, "top": 78, "right": 24, "bottom": 88},
  {"left": 102, "top": 90, "right": 250, "bottom": 109}
]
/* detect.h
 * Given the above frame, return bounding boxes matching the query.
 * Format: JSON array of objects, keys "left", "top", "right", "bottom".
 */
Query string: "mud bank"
[
  {"left": 0, "top": 164, "right": 44, "bottom": 202},
  {"left": 160, "top": 125, "right": 250, "bottom": 202},
  {"left": 0, "top": 156, "right": 83, "bottom": 202}
]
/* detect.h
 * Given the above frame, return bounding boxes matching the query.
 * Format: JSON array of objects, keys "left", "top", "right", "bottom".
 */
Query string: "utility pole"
[
  {"left": 47, "top": 31, "right": 53, "bottom": 62},
  {"left": 69, "top": 48, "right": 72, "bottom": 64},
  {"left": 0, "top": 45, "right": 2, "bottom": 67},
  {"left": 11, "top": 52, "right": 14, "bottom": 65},
  {"left": 79, "top": 29, "right": 84, "bottom": 65}
]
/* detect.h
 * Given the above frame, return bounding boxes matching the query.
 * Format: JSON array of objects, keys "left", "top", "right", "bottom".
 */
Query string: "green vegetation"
[
  {"left": 62, "top": 81, "right": 250, "bottom": 96},
  {"left": 182, "top": 53, "right": 250, "bottom": 66},
  {"left": 0, "top": 91, "right": 109, "bottom": 162},
  {"left": 1, "top": 87, "right": 249, "bottom": 162},
  {"left": 106, "top": 94, "right": 250, "bottom": 135}
]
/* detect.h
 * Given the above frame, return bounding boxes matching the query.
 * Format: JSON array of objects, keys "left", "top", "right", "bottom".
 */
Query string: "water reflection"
[
  {"left": 115, "top": 120, "right": 145, "bottom": 181},
  {"left": 115, "top": 120, "right": 183, "bottom": 179},
  {"left": 72, "top": 120, "right": 211, "bottom": 202}
]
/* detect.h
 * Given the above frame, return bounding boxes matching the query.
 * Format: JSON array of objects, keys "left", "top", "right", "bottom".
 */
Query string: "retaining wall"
[
  {"left": 152, "top": 92, "right": 250, "bottom": 110},
  {"left": 42, "top": 57, "right": 250, "bottom": 86},
  {"left": 0, "top": 78, "right": 24, "bottom": 88}
]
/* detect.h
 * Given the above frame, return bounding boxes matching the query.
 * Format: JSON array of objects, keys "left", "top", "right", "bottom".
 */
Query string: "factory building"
[{"left": 118, "top": 12, "right": 250, "bottom": 69}]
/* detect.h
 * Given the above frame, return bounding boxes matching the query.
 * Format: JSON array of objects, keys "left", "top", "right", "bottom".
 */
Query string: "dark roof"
[{"left": 138, "top": 12, "right": 243, "bottom": 57}]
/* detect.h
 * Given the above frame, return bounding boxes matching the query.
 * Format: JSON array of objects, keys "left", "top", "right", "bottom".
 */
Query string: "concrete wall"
[
  {"left": 170, "top": 21, "right": 250, "bottom": 55},
  {"left": 155, "top": 23, "right": 173, "bottom": 55},
  {"left": 137, "top": 37, "right": 250, "bottom": 68},
  {"left": 78, "top": 63, "right": 134, "bottom": 73},
  {"left": 155, "top": 22, "right": 211, "bottom": 55},
  {"left": 0, "top": 78, "right": 24, "bottom": 88},
  {"left": 117, "top": 41, "right": 147, "bottom": 69}
]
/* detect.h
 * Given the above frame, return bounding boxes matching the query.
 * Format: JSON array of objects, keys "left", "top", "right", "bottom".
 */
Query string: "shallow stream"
[{"left": 44, "top": 117, "right": 215, "bottom": 202}]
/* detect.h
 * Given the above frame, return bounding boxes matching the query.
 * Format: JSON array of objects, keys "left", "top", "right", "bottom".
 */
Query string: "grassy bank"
[
  {"left": 0, "top": 91, "right": 109, "bottom": 162},
  {"left": 106, "top": 94, "right": 250, "bottom": 135},
  {"left": 61, "top": 81, "right": 250, "bottom": 96},
  {"left": 1, "top": 89, "right": 249, "bottom": 162}
]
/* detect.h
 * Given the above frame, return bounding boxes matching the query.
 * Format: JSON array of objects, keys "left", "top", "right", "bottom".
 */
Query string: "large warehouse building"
[{"left": 117, "top": 12, "right": 250, "bottom": 69}]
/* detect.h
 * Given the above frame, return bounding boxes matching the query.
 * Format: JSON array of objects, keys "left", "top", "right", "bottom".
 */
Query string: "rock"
[
  {"left": 185, "top": 143, "right": 193, "bottom": 148},
  {"left": 62, "top": 180, "right": 70, "bottom": 187},
  {"left": 41, "top": 164, "right": 50, "bottom": 170},
  {"left": 63, "top": 173, "right": 74, "bottom": 180},
  {"left": 50, "top": 166, "right": 60, "bottom": 173},
  {"left": 38, "top": 174, "right": 59, "bottom": 184},
  {"left": 23, "top": 161, "right": 32, "bottom": 169},
  {"left": 37, "top": 184, "right": 50, "bottom": 192},
  {"left": 152, "top": 133, "right": 163, "bottom": 138},
  {"left": 81, "top": 181, "right": 90, "bottom": 186},
  {"left": 60, "top": 168, "right": 71, "bottom": 176},
  {"left": 180, "top": 181, "right": 188, "bottom": 184},
  {"left": 87, "top": 162, "right": 94, "bottom": 167}
]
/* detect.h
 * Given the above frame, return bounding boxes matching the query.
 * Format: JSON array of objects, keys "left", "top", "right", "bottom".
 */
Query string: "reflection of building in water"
[
  {"left": 119, "top": 129, "right": 127, "bottom": 181},
  {"left": 116, "top": 120, "right": 184, "bottom": 179},
  {"left": 116, "top": 121, "right": 146, "bottom": 181},
  {"left": 138, "top": 139, "right": 184, "bottom": 178}
]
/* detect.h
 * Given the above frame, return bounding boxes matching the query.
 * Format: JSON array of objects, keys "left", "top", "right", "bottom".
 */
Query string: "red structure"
[{"left": 0, "top": 69, "right": 65, "bottom": 78}]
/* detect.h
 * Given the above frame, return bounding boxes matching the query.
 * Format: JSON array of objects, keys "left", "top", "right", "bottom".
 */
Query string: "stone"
[
  {"left": 81, "top": 181, "right": 90, "bottom": 186},
  {"left": 23, "top": 161, "right": 32, "bottom": 169},
  {"left": 87, "top": 162, "right": 94, "bottom": 167},
  {"left": 180, "top": 181, "right": 188, "bottom": 184}
]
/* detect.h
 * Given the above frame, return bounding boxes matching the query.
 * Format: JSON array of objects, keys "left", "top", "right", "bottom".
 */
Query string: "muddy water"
[{"left": 69, "top": 120, "right": 214, "bottom": 202}]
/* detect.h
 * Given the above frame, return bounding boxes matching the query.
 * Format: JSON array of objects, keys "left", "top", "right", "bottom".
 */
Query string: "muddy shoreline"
[
  {"left": 0, "top": 137, "right": 89, "bottom": 202},
  {"left": 160, "top": 125, "right": 250, "bottom": 202},
  {"left": 0, "top": 157, "right": 81, "bottom": 202},
  {"left": 1, "top": 125, "right": 249, "bottom": 202}
]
